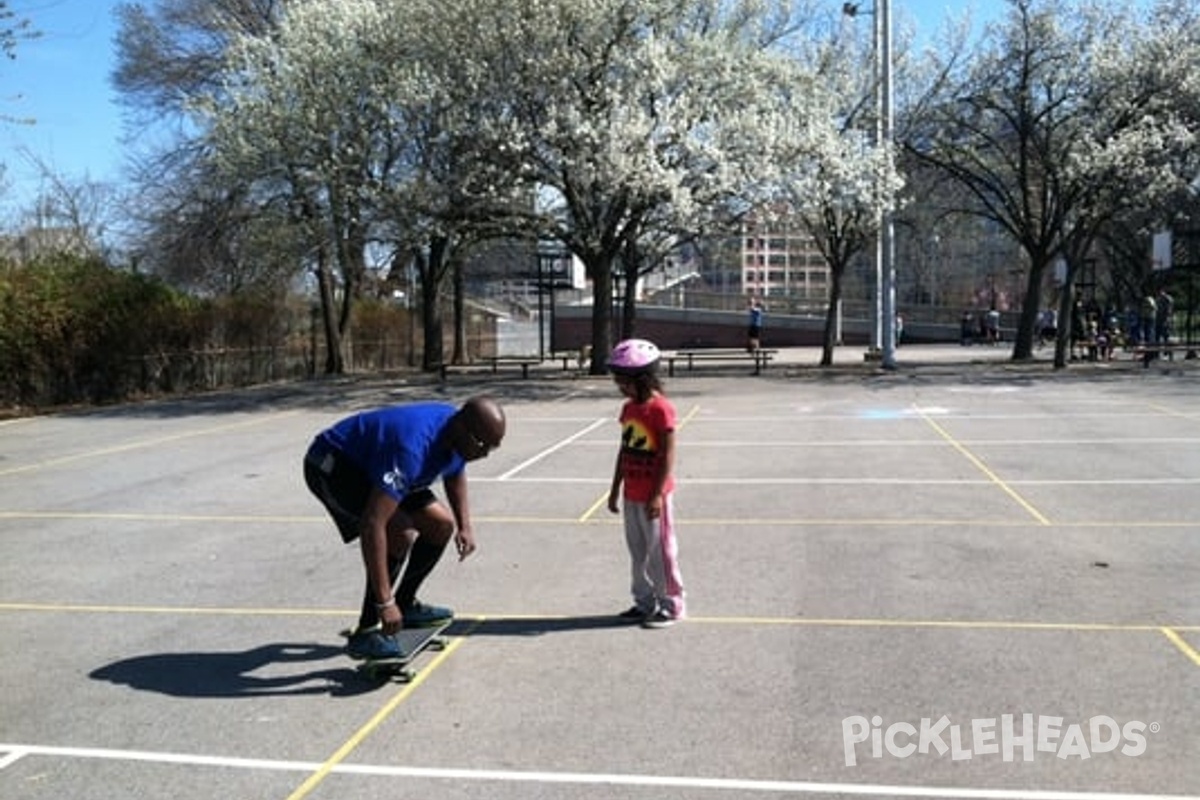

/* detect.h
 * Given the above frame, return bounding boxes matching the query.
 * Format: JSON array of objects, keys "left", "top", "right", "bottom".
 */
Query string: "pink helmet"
[{"left": 607, "top": 338, "right": 661, "bottom": 376}]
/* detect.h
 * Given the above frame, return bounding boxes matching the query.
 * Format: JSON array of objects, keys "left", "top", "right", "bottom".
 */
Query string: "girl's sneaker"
[{"left": 641, "top": 610, "right": 677, "bottom": 629}]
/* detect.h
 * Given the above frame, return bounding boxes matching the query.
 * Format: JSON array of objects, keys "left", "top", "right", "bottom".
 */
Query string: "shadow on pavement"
[
  {"left": 448, "top": 614, "right": 638, "bottom": 637},
  {"left": 89, "top": 642, "right": 387, "bottom": 698}
]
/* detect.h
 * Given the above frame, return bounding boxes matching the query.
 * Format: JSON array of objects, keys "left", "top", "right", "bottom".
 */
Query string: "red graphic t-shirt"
[{"left": 618, "top": 393, "right": 677, "bottom": 502}]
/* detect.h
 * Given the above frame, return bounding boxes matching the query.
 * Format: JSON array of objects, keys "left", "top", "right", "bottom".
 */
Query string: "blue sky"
[
  {"left": 2, "top": 0, "right": 123, "bottom": 214},
  {"left": 0, "top": 0, "right": 981, "bottom": 217}
]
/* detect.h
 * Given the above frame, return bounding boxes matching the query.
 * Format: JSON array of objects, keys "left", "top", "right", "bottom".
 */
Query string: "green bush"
[
  {"left": 0, "top": 255, "right": 205, "bottom": 409},
  {"left": 0, "top": 254, "right": 419, "bottom": 414}
]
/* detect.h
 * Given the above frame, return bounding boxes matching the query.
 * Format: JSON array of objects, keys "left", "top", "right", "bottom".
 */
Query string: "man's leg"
[
  {"left": 303, "top": 451, "right": 394, "bottom": 633},
  {"left": 355, "top": 552, "right": 402, "bottom": 630},
  {"left": 393, "top": 499, "right": 456, "bottom": 623}
]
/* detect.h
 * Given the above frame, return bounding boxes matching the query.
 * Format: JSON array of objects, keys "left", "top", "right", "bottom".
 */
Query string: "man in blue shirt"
[
  {"left": 304, "top": 396, "right": 506, "bottom": 659},
  {"left": 747, "top": 299, "right": 764, "bottom": 352}
]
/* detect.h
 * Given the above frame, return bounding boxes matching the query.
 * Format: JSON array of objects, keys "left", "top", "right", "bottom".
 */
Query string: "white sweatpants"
[{"left": 623, "top": 495, "right": 686, "bottom": 618}]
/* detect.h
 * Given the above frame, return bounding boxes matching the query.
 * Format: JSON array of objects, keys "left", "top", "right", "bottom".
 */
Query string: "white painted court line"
[
  {"left": 496, "top": 418, "right": 607, "bottom": 480},
  {"left": 0, "top": 748, "right": 27, "bottom": 769},
  {"left": 1, "top": 744, "right": 1196, "bottom": 799}
]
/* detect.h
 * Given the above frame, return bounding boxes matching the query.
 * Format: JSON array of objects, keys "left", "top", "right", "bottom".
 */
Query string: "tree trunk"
[
  {"left": 1053, "top": 264, "right": 1080, "bottom": 370},
  {"left": 314, "top": 243, "right": 344, "bottom": 375},
  {"left": 588, "top": 258, "right": 614, "bottom": 376},
  {"left": 451, "top": 255, "right": 467, "bottom": 365},
  {"left": 620, "top": 236, "right": 639, "bottom": 340},
  {"left": 820, "top": 263, "right": 846, "bottom": 367},
  {"left": 421, "top": 236, "right": 450, "bottom": 372},
  {"left": 1010, "top": 263, "right": 1046, "bottom": 361}
]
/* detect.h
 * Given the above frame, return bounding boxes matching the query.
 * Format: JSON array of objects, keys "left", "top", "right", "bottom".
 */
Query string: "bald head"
[{"left": 452, "top": 395, "right": 506, "bottom": 460}]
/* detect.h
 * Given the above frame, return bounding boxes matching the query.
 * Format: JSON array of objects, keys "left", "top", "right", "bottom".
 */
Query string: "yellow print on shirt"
[{"left": 621, "top": 418, "right": 657, "bottom": 453}]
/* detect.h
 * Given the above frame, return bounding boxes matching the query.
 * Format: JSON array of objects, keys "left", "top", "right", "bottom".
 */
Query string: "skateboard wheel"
[{"left": 428, "top": 638, "right": 447, "bottom": 651}]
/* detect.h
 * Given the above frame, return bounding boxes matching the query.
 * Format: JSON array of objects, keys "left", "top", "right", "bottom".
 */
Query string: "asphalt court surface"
[{"left": 1, "top": 348, "right": 1198, "bottom": 799}]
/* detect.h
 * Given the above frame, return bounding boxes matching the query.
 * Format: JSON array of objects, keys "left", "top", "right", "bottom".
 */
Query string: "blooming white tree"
[
  {"left": 451, "top": 0, "right": 827, "bottom": 370},
  {"left": 906, "top": 0, "right": 1200, "bottom": 364},
  {"left": 770, "top": 18, "right": 906, "bottom": 366},
  {"left": 192, "top": 0, "right": 903, "bottom": 372},
  {"left": 194, "top": 0, "right": 407, "bottom": 372}
]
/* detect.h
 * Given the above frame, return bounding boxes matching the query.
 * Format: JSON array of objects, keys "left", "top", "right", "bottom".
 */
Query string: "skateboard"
[{"left": 342, "top": 620, "right": 451, "bottom": 683}]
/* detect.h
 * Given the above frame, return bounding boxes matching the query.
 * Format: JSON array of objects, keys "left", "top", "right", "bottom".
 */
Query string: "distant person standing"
[
  {"left": 1156, "top": 288, "right": 1174, "bottom": 345},
  {"left": 986, "top": 308, "right": 1001, "bottom": 345},
  {"left": 746, "top": 299, "right": 765, "bottom": 353},
  {"left": 1071, "top": 300, "right": 1086, "bottom": 360},
  {"left": 960, "top": 311, "right": 975, "bottom": 346},
  {"left": 1038, "top": 308, "right": 1058, "bottom": 349},
  {"left": 1140, "top": 294, "right": 1157, "bottom": 346}
]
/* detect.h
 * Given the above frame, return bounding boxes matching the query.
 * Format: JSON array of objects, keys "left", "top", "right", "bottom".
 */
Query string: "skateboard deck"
[{"left": 345, "top": 620, "right": 451, "bottom": 683}]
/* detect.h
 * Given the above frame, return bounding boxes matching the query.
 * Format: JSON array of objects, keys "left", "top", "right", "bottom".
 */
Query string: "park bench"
[
  {"left": 664, "top": 347, "right": 778, "bottom": 377},
  {"left": 549, "top": 351, "right": 587, "bottom": 370},
  {"left": 1134, "top": 343, "right": 1198, "bottom": 367},
  {"left": 438, "top": 353, "right": 585, "bottom": 380},
  {"left": 481, "top": 355, "right": 543, "bottom": 378}
]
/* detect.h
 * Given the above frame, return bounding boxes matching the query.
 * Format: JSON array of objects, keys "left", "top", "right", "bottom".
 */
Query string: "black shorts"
[{"left": 304, "top": 445, "right": 436, "bottom": 543}]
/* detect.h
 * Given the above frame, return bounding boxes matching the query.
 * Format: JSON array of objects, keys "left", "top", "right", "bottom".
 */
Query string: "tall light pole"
[
  {"left": 879, "top": 0, "right": 896, "bottom": 369},
  {"left": 844, "top": 0, "right": 896, "bottom": 369}
]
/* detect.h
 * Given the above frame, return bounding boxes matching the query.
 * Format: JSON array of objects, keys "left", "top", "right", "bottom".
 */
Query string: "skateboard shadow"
[
  {"left": 89, "top": 642, "right": 384, "bottom": 698},
  {"left": 447, "top": 615, "right": 638, "bottom": 638}
]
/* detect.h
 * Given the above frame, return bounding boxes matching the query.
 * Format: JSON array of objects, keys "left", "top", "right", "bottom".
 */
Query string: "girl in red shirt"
[{"left": 605, "top": 339, "right": 686, "bottom": 628}]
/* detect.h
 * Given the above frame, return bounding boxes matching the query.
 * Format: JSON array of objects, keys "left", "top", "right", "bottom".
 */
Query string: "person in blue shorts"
[{"left": 304, "top": 396, "right": 506, "bottom": 659}]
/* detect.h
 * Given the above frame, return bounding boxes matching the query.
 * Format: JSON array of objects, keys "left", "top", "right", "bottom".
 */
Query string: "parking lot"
[{"left": 1, "top": 346, "right": 1197, "bottom": 799}]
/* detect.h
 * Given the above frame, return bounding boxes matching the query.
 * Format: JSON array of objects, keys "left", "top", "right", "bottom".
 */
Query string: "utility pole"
[
  {"left": 878, "top": 0, "right": 897, "bottom": 369},
  {"left": 846, "top": 0, "right": 897, "bottom": 368}
]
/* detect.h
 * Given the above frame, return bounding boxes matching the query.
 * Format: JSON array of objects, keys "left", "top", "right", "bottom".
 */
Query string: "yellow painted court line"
[
  {"left": 577, "top": 403, "right": 700, "bottom": 523},
  {"left": 538, "top": 515, "right": 1200, "bottom": 530},
  {"left": 0, "top": 601, "right": 350, "bottom": 617},
  {"left": 0, "top": 411, "right": 300, "bottom": 477},
  {"left": 455, "top": 612, "right": 1200, "bottom": 635},
  {"left": 4, "top": 510, "right": 1200, "bottom": 529},
  {"left": 667, "top": 518, "right": 1200, "bottom": 528},
  {"left": 0, "top": 511, "right": 322, "bottom": 524},
  {"left": 1146, "top": 402, "right": 1199, "bottom": 421},
  {"left": 576, "top": 495, "right": 610, "bottom": 523},
  {"left": 0, "top": 602, "right": 1196, "bottom": 636},
  {"left": 284, "top": 634, "right": 469, "bottom": 800},
  {"left": 916, "top": 408, "right": 1052, "bottom": 526},
  {"left": 5, "top": 602, "right": 1196, "bottom": 633},
  {"left": 1160, "top": 627, "right": 1200, "bottom": 667},
  {"left": 678, "top": 404, "right": 701, "bottom": 429},
  {"left": 685, "top": 615, "right": 1200, "bottom": 633}
]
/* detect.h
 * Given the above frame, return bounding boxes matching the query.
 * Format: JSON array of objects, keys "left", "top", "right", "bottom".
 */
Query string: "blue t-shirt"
[{"left": 314, "top": 403, "right": 465, "bottom": 501}]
